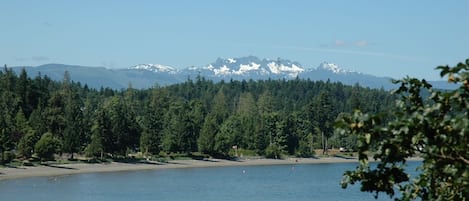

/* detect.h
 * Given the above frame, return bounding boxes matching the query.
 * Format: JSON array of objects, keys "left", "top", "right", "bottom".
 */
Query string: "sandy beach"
[{"left": 0, "top": 157, "right": 358, "bottom": 181}]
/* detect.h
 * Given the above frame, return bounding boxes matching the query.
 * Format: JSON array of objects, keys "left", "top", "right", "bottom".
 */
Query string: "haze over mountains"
[{"left": 10, "top": 56, "right": 454, "bottom": 90}]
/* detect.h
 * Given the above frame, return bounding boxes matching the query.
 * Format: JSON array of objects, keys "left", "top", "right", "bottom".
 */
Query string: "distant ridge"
[{"left": 10, "top": 56, "right": 456, "bottom": 90}]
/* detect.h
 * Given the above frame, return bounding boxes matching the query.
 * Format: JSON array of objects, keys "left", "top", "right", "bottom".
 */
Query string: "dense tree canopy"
[
  {"left": 0, "top": 65, "right": 395, "bottom": 164},
  {"left": 336, "top": 60, "right": 469, "bottom": 200}
]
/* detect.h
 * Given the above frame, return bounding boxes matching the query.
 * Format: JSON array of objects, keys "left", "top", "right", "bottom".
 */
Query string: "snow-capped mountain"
[
  {"left": 185, "top": 56, "right": 306, "bottom": 78},
  {"left": 178, "top": 56, "right": 396, "bottom": 89},
  {"left": 128, "top": 57, "right": 355, "bottom": 80},
  {"left": 10, "top": 56, "right": 456, "bottom": 90},
  {"left": 317, "top": 62, "right": 357, "bottom": 74},
  {"left": 130, "top": 64, "right": 178, "bottom": 74}
]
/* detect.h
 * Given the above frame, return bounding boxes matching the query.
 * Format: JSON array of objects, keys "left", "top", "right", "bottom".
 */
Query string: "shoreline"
[
  {"left": 0, "top": 157, "right": 357, "bottom": 181},
  {"left": 0, "top": 157, "right": 423, "bottom": 181}
]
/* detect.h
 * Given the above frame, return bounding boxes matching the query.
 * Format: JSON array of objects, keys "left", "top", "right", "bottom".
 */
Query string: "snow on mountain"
[
  {"left": 214, "top": 65, "right": 231, "bottom": 75},
  {"left": 129, "top": 57, "right": 359, "bottom": 80},
  {"left": 227, "top": 58, "right": 237, "bottom": 64},
  {"left": 267, "top": 62, "right": 304, "bottom": 76},
  {"left": 10, "top": 57, "right": 456, "bottom": 90},
  {"left": 189, "top": 56, "right": 306, "bottom": 78},
  {"left": 130, "top": 64, "right": 178, "bottom": 74},
  {"left": 231, "top": 62, "right": 262, "bottom": 75},
  {"left": 317, "top": 62, "right": 356, "bottom": 74}
]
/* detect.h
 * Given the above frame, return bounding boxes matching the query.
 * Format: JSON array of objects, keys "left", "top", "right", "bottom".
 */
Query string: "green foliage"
[
  {"left": 44, "top": 92, "right": 66, "bottom": 137},
  {"left": 213, "top": 129, "right": 231, "bottom": 157},
  {"left": 100, "top": 96, "right": 141, "bottom": 155},
  {"left": 161, "top": 100, "right": 198, "bottom": 153},
  {"left": 296, "top": 135, "right": 315, "bottom": 158},
  {"left": 27, "top": 105, "right": 48, "bottom": 140},
  {"left": 34, "top": 132, "right": 61, "bottom": 161},
  {"left": 86, "top": 106, "right": 107, "bottom": 159},
  {"left": 236, "top": 92, "right": 259, "bottom": 150},
  {"left": 3, "top": 151, "right": 16, "bottom": 163},
  {"left": 198, "top": 114, "right": 218, "bottom": 154},
  {"left": 62, "top": 85, "right": 84, "bottom": 158},
  {"left": 220, "top": 115, "right": 242, "bottom": 145},
  {"left": 336, "top": 59, "right": 469, "bottom": 200},
  {"left": 17, "top": 131, "right": 36, "bottom": 158},
  {"left": 85, "top": 132, "right": 104, "bottom": 159},
  {"left": 310, "top": 91, "right": 336, "bottom": 154},
  {"left": 0, "top": 64, "right": 395, "bottom": 162},
  {"left": 265, "top": 143, "right": 285, "bottom": 159}
]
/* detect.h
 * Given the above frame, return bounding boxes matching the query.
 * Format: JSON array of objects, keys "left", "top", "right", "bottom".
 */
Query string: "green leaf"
[{"left": 365, "top": 133, "right": 371, "bottom": 144}]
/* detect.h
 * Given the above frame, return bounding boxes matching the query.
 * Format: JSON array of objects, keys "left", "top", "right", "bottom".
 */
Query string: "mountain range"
[{"left": 10, "top": 56, "right": 455, "bottom": 90}]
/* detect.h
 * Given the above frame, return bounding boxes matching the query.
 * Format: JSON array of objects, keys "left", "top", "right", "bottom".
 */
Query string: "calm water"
[{"left": 0, "top": 162, "right": 420, "bottom": 201}]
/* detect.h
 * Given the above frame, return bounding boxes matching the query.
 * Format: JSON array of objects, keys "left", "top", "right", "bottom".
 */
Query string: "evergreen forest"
[{"left": 0, "top": 65, "right": 396, "bottom": 163}]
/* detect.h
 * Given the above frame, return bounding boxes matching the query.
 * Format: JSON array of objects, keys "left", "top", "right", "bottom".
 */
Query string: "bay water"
[{"left": 0, "top": 162, "right": 419, "bottom": 201}]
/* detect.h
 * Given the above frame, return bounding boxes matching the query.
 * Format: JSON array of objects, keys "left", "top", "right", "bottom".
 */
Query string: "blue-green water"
[{"left": 0, "top": 162, "right": 419, "bottom": 201}]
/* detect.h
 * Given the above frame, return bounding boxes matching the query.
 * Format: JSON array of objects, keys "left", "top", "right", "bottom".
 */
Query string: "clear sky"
[{"left": 1, "top": 0, "right": 468, "bottom": 80}]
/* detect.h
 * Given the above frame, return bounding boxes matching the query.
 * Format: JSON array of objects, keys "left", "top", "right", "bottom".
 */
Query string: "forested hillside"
[{"left": 0, "top": 66, "right": 396, "bottom": 163}]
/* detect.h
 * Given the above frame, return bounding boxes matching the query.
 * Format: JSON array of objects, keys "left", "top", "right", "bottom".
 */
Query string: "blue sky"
[{"left": 1, "top": 0, "right": 468, "bottom": 80}]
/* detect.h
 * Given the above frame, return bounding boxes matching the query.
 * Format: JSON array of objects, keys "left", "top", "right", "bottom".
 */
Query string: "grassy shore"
[{"left": 0, "top": 157, "right": 358, "bottom": 181}]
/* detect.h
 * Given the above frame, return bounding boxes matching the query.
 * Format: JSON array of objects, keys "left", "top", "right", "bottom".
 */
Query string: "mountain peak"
[
  {"left": 11, "top": 57, "right": 455, "bottom": 90},
  {"left": 130, "top": 64, "right": 178, "bottom": 74},
  {"left": 317, "top": 62, "right": 355, "bottom": 74},
  {"left": 192, "top": 56, "right": 304, "bottom": 77}
]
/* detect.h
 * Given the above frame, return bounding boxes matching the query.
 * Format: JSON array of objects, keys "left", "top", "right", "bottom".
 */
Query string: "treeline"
[{"left": 0, "top": 66, "right": 396, "bottom": 163}]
